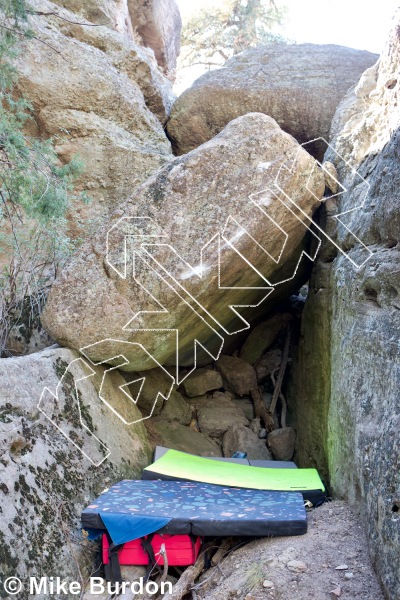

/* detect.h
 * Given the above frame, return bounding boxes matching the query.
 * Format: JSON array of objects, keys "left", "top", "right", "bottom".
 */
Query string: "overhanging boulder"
[{"left": 42, "top": 113, "right": 325, "bottom": 372}]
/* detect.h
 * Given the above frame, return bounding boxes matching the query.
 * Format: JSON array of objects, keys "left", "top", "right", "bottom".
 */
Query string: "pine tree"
[{"left": 180, "top": 0, "right": 287, "bottom": 68}]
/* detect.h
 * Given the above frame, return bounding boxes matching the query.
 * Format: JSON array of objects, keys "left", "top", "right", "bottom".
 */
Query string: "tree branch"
[
  {"left": 27, "top": 10, "right": 109, "bottom": 28},
  {"left": 269, "top": 324, "right": 291, "bottom": 416}
]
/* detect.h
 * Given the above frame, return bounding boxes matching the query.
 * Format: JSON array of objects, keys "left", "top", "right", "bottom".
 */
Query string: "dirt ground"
[
  {"left": 193, "top": 501, "right": 384, "bottom": 600},
  {"left": 83, "top": 501, "right": 384, "bottom": 600}
]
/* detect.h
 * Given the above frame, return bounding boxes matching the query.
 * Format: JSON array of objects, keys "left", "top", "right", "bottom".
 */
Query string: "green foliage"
[
  {"left": 0, "top": 0, "right": 87, "bottom": 356},
  {"left": 181, "top": 0, "right": 287, "bottom": 67}
]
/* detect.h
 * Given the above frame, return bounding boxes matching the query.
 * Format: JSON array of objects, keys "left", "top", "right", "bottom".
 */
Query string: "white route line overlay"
[
  {"left": 39, "top": 137, "right": 372, "bottom": 466},
  {"left": 38, "top": 358, "right": 111, "bottom": 467}
]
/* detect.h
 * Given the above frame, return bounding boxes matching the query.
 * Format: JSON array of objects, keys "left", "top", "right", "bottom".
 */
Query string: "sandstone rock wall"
[
  {"left": 52, "top": 0, "right": 182, "bottom": 76},
  {"left": 288, "top": 14, "right": 400, "bottom": 599},
  {"left": 128, "top": 0, "right": 182, "bottom": 76},
  {"left": 14, "top": 0, "right": 174, "bottom": 231},
  {"left": 52, "top": 0, "right": 136, "bottom": 38}
]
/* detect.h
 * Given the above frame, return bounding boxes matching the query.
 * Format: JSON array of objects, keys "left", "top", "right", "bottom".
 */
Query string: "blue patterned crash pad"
[{"left": 81, "top": 480, "right": 307, "bottom": 544}]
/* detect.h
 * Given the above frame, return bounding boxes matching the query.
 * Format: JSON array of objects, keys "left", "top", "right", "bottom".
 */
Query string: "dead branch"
[
  {"left": 160, "top": 540, "right": 216, "bottom": 600},
  {"left": 160, "top": 543, "right": 169, "bottom": 583},
  {"left": 27, "top": 10, "right": 109, "bottom": 27},
  {"left": 160, "top": 561, "right": 204, "bottom": 600},
  {"left": 271, "top": 371, "right": 287, "bottom": 428},
  {"left": 210, "top": 537, "right": 235, "bottom": 567},
  {"left": 251, "top": 386, "right": 275, "bottom": 432},
  {"left": 0, "top": 23, "right": 65, "bottom": 57},
  {"left": 269, "top": 325, "right": 291, "bottom": 417}
]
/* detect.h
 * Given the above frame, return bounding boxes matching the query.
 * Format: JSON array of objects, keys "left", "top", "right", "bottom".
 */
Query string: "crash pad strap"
[
  {"left": 144, "top": 449, "right": 325, "bottom": 492},
  {"left": 99, "top": 513, "right": 171, "bottom": 546}
]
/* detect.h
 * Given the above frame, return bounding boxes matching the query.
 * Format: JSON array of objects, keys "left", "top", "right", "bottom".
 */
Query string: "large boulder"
[
  {"left": 15, "top": 0, "right": 173, "bottom": 231},
  {"left": 128, "top": 0, "right": 182, "bottom": 75},
  {"left": 42, "top": 113, "right": 325, "bottom": 372},
  {"left": 167, "top": 44, "right": 378, "bottom": 159},
  {"left": 0, "top": 347, "right": 151, "bottom": 586},
  {"left": 288, "top": 13, "right": 400, "bottom": 599}
]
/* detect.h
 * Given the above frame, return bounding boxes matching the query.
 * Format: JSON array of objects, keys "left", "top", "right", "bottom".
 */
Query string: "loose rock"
[
  {"left": 181, "top": 368, "right": 223, "bottom": 397},
  {"left": 196, "top": 395, "right": 248, "bottom": 439},
  {"left": 145, "top": 418, "right": 222, "bottom": 457},
  {"left": 216, "top": 355, "right": 258, "bottom": 397},
  {"left": 223, "top": 424, "right": 273, "bottom": 460},
  {"left": 159, "top": 390, "right": 193, "bottom": 425},
  {"left": 287, "top": 560, "right": 308, "bottom": 573},
  {"left": 267, "top": 427, "right": 296, "bottom": 461}
]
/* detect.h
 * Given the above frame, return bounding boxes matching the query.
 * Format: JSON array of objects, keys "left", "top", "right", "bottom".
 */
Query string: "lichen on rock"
[{"left": 0, "top": 347, "right": 151, "bottom": 593}]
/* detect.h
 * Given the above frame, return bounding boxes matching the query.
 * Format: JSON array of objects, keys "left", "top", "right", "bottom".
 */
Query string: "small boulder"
[
  {"left": 184, "top": 394, "right": 209, "bottom": 410},
  {"left": 197, "top": 396, "right": 248, "bottom": 439},
  {"left": 159, "top": 390, "right": 192, "bottom": 425},
  {"left": 223, "top": 424, "right": 272, "bottom": 460},
  {"left": 255, "top": 350, "right": 282, "bottom": 382},
  {"left": 216, "top": 355, "right": 257, "bottom": 396},
  {"left": 182, "top": 369, "right": 223, "bottom": 397},
  {"left": 267, "top": 427, "right": 296, "bottom": 461},
  {"left": 231, "top": 397, "right": 255, "bottom": 420},
  {"left": 263, "top": 580, "right": 274, "bottom": 589},
  {"left": 145, "top": 418, "right": 222, "bottom": 456},
  {"left": 126, "top": 367, "right": 174, "bottom": 417}
]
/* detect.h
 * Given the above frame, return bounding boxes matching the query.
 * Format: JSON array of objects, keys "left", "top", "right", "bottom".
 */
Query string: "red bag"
[{"left": 102, "top": 533, "right": 202, "bottom": 567}]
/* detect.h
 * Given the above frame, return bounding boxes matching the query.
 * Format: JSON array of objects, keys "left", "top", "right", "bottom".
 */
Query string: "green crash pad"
[{"left": 143, "top": 449, "right": 325, "bottom": 494}]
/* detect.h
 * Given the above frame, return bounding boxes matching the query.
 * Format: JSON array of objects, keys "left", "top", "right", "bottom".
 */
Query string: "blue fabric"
[
  {"left": 82, "top": 480, "right": 306, "bottom": 532},
  {"left": 99, "top": 512, "right": 171, "bottom": 546}
]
